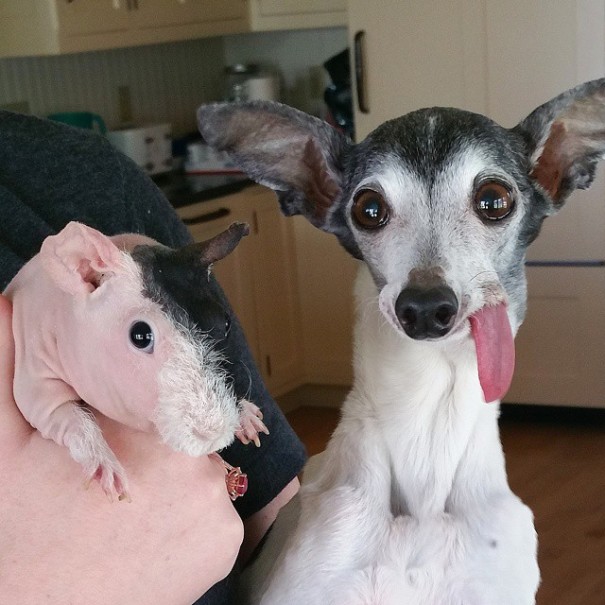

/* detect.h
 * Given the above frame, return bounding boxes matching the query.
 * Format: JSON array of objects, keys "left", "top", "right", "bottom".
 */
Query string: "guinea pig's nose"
[{"left": 395, "top": 285, "right": 458, "bottom": 340}]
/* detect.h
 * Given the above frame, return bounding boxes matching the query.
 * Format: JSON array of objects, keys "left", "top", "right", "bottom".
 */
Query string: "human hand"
[{"left": 0, "top": 294, "right": 243, "bottom": 605}]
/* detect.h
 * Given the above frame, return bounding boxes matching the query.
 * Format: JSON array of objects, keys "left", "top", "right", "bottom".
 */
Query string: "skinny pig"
[{"left": 3, "top": 221, "right": 268, "bottom": 501}]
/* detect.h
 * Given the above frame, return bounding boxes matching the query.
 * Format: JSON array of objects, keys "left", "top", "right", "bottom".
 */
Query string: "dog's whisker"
[{"left": 469, "top": 269, "right": 498, "bottom": 284}]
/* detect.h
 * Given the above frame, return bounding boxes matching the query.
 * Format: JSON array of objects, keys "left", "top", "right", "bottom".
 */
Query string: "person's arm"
[
  {"left": 0, "top": 294, "right": 243, "bottom": 605},
  {"left": 240, "top": 476, "right": 300, "bottom": 564}
]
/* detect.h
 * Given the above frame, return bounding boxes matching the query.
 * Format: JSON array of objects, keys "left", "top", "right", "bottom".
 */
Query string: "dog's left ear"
[
  {"left": 197, "top": 101, "right": 350, "bottom": 231},
  {"left": 514, "top": 78, "right": 605, "bottom": 208}
]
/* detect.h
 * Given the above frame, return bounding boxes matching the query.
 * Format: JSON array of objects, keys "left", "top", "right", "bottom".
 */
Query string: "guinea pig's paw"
[
  {"left": 235, "top": 400, "right": 270, "bottom": 447},
  {"left": 84, "top": 452, "right": 131, "bottom": 503}
]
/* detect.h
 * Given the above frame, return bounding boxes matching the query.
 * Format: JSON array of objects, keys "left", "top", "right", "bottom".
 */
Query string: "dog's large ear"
[
  {"left": 197, "top": 101, "right": 350, "bottom": 230},
  {"left": 513, "top": 78, "right": 605, "bottom": 208}
]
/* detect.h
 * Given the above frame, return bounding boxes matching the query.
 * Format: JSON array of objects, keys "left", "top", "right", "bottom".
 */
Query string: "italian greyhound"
[{"left": 197, "top": 78, "right": 605, "bottom": 604}]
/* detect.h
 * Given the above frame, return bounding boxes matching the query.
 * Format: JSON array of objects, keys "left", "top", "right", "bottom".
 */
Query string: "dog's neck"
[{"left": 342, "top": 266, "right": 509, "bottom": 518}]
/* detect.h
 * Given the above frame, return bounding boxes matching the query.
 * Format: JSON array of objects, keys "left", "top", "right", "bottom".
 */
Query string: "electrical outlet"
[
  {"left": 0, "top": 100, "right": 30, "bottom": 114},
  {"left": 117, "top": 85, "right": 133, "bottom": 126}
]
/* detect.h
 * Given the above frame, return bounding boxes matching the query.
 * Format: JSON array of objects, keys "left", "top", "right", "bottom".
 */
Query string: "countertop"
[{"left": 153, "top": 171, "right": 254, "bottom": 208}]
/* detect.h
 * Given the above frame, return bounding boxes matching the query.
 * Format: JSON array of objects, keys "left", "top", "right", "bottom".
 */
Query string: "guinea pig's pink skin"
[{"left": 3, "top": 222, "right": 262, "bottom": 501}]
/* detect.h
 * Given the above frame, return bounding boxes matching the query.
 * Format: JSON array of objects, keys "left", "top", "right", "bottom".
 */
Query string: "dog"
[{"left": 197, "top": 78, "right": 605, "bottom": 604}]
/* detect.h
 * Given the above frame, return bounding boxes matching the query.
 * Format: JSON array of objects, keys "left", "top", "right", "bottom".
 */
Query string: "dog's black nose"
[{"left": 395, "top": 286, "right": 458, "bottom": 339}]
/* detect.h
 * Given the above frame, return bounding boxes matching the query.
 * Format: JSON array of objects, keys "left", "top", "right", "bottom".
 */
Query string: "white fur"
[
  {"left": 50, "top": 401, "right": 129, "bottom": 500},
  {"left": 245, "top": 267, "right": 539, "bottom": 605},
  {"left": 155, "top": 325, "right": 240, "bottom": 456}
]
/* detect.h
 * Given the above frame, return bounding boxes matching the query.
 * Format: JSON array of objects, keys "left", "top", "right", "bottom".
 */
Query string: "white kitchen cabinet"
[
  {"left": 290, "top": 216, "right": 357, "bottom": 386},
  {"left": 247, "top": 0, "right": 346, "bottom": 31},
  {"left": 176, "top": 185, "right": 304, "bottom": 397},
  {"left": 131, "top": 0, "right": 247, "bottom": 33},
  {"left": 348, "top": 0, "right": 488, "bottom": 140},
  {"left": 0, "top": 0, "right": 247, "bottom": 57},
  {"left": 0, "top": 0, "right": 344, "bottom": 57},
  {"left": 54, "top": 0, "right": 129, "bottom": 38},
  {"left": 347, "top": 0, "right": 605, "bottom": 407}
]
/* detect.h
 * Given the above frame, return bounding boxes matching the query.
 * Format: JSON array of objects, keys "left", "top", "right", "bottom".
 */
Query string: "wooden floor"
[{"left": 285, "top": 397, "right": 605, "bottom": 605}]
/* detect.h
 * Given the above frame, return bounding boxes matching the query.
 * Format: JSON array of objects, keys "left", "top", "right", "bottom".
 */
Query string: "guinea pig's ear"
[
  {"left": 40, "top": 221, "right": 123, "bottom": 295},
  {"left": 194, "top": 222, "right": 250, "bottom": 265},
  {"left": 197, "top": 101, "right": 350, "bottom": 232},
  {"left": 513, "top": 77, "right": 605, "bottom": 209}
]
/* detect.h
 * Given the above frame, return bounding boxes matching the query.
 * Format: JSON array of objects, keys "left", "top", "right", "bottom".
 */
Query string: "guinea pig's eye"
[
  {"left": 474, "top": 181, "right": 515, "bottom": 221},
  {"left": 224, "top": 314, "right": 232, "bottom": 338},
  {"left": 351, "top": 189, "right": 390, "bottom": 230},
  {"left": 129, "top": 321, "right": 154, "bottom": 353}
]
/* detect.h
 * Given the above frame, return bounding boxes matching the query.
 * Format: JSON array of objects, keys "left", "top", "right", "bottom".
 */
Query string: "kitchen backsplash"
[
  {"left": 0, "top": 27, "right": 348, "bottom": 136},
  {"left": 0, "top": 38, "right": 223, "bottom": 135}
]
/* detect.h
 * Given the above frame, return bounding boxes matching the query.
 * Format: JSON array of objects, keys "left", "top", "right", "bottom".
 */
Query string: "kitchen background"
[{"left": 0, "top": 28, "right": 347, "bottom": 134}]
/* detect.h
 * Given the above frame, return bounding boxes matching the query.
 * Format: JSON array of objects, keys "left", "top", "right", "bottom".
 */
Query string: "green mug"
[{"left": 48, "top": 111, "right": 107, "bottom": 134}]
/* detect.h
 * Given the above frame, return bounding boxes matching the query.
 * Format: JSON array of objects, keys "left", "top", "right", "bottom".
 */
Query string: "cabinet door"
[
  {"left": 134, "top": 0, "right": 246, "bottom": 29},
  {"left": 505, "top": 267, "right": 605, "bottom": 408},
  {"left": 348, "top": 0, "right": 487, "bottom": 140},
  {"left": 249, "top": 0, "right": 346, "bottom": 30},
  {"left": 290, "top": 216, "right": 357, "bottom": 386},
  {"left": 255, "top": 0, "right": 345, "bottom": 17},
  {"left": 133, "top": 0, "right": 195, "bottom": 28},
  {"left": 250, "top": 191, "right": 303, "bottom": 395},
  {"left": 178, "top": 199, "right": 261, "bottom": 366},
  {"left": 55, "top": 0, "right": 129, "bottom": 36}
]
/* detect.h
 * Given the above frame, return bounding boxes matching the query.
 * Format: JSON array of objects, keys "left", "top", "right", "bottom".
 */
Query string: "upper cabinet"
[
  {"left": 0, "top": 0, "right": 247, "bottom": 56},
  {"left": 129, "top": 0, "right": 247, "bottom": 32},
  {"left": 248, "top": 0, "right": 346, "bottom": 31},
  {"left": 0, "top": 0, "right": 346, "bottom": 58},
  {"left": 348, "top": 0, "right": 488, "bottom": 140}
]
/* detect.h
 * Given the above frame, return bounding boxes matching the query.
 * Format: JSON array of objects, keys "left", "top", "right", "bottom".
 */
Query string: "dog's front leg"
[{"left": 257, "top": 421, "right": 393, "bottom": 605}]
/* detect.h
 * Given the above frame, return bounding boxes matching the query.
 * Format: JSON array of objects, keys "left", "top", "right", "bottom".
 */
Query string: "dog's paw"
[{"left": 235, "top": 399, "right": 269, "bottom": 447}]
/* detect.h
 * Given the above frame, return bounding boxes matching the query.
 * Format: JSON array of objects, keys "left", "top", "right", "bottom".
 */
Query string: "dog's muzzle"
[{"left": 395, "top": 285, "right": 458, "bottom": 340}]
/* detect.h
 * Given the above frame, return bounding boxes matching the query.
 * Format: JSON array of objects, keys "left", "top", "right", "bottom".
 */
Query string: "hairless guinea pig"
[{"left": 3, "top": 221, "right": 268, "bottom": 501}]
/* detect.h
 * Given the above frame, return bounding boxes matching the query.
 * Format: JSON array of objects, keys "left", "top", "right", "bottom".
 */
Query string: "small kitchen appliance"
[{"left": 107, "top": 123, "right": 172, "bottom": 175}]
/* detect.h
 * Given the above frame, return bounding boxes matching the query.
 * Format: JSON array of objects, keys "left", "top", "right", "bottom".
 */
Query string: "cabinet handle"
[
  {"left": 354, "top": 30, "right": 369, "bottom": 114},
  {"left": 525, "top": 260, "right": 605, "bottom": 267},
  {"left": 182, "top": 207, "right": 231, "bottom": 226}
]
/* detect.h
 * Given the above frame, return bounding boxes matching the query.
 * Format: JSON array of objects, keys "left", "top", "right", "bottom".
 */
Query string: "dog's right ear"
[{"left": 197, "top": 101, "right": 350, "bottom": 231}]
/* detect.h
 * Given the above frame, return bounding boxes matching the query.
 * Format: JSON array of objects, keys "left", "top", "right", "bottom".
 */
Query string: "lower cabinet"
[{"left": 176, "top": 185, "right": 303, "bottom": 397}]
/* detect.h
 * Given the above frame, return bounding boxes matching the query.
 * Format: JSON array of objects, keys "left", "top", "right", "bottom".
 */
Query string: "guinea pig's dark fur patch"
[{"left": 131, "top": 244, "right": 230, "bottom": 345}]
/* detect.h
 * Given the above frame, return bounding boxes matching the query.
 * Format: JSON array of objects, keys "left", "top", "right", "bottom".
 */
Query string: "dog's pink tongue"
[{"left": 469, "top": 303, "right": 515, "bottom": 403}]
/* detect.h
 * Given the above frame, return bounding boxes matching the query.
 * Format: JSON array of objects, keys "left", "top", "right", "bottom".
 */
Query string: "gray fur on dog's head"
[{"left": 198, "top": 79, "right": 605, "bottom": 333}]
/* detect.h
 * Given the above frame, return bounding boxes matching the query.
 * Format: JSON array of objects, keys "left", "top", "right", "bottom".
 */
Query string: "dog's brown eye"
[
  {"left": 474, "top": 182, "right": 514, "bottom": 221},
  {"left": 352, "top": 189, "right": 390, "bottom": 229}
]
